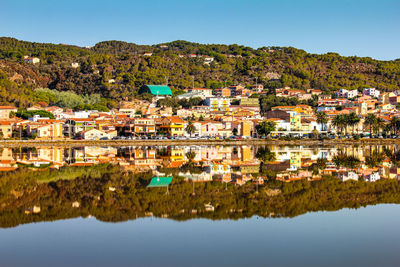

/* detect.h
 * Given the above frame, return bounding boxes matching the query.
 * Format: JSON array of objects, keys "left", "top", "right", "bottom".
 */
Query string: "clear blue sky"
[{"left": 1, "top": 0, "right": 399, "bottom": 60}]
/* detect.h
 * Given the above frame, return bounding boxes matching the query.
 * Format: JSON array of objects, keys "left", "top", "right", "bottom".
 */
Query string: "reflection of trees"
[
  {"left": 255, "top": 147, "right": 276, "bottom": 163},
  {"left": 308, "top": 158, "right": 327, "bottom": 175},
  {"left": 333, "top": 154, "right": 361, "bottom": 169},
  {"left": 365, "top": 151, "right": 386, "bottom": 168},
  {"left": 384, "top": 147, "right": 400, "bottom": 166},
  {"left": 2, "top": 165, "right": 400, "bottom": 228},
  {"left": 185, "top": 151, "right": 196, "bottom": 165}
]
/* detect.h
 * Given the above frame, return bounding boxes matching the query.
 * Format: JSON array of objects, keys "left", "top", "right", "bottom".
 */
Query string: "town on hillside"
[{"left": 0, "top": 84, "right": 399, "bottom": 140}]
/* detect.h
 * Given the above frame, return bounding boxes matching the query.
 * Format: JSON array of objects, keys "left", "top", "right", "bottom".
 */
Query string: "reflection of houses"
[
  {"left": 15, "top": 147, "right": 61, "bottom": 167},
  {"left": 118, "top": 147, "right": 159, "bottom": 169},
  {"left": 66, "top": 147, "right": 99, "bottom": 166},
  {"left": 181, "top": 172, "right": 213, "bottom": 182},
  {"left": 0, "top": 148, "right": 17, "bottom": 171},
  {"left": 338, "top": 171, "right": 359, "bottom": 182},
  {"left": 276, "top": 170, "right": 317, "bottom": 182}
]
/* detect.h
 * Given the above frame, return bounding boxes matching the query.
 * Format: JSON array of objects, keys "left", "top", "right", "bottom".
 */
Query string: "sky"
[{"left": 1, "top": 0, "right": 399, "bottom": 60}]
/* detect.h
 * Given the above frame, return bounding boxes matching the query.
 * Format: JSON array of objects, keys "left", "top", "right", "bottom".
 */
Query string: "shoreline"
[{"left": 0, "top": 138, "right": 399, "bottom": 147}]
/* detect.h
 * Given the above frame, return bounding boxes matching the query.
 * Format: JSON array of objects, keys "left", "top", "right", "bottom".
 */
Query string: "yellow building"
[
  {"left": 240, "top": 121, "right": 252, "bottom": 137},
  {"left": 290, "top": 114, "right": 302, "bottom": 131},
  {"left": 160, "top": 116, "right": 185, "bottom": 136}
]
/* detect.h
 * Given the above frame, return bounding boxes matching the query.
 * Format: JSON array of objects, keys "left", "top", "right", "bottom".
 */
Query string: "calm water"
[{"left": 1, "top": 144, "right": 400, "bottom": 266}]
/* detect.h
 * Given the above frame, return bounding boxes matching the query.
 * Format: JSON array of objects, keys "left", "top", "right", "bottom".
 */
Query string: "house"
[
  {"left": 275, "top": 88, "right": 306, "bottom": 97},
  {"left": 200, "top": 121, "right": 219, "bottom": 137},
  {"left": 183, "top": 88, "right": 213, "bottom": 97},
  {"left": 229, "top": 85, "right": 245, "bottom": 96},
  {"left": 363, "top": 88, "right": 380, "bottom": 98},
  {"left": 23, "top": 56, "right": 40, "bottom": 64},
  {"left": 240, "top": 121, "right": 253, "bottom": 137},
  {"left": 214, "top": 88, "right": 231, "bottom": 97},
  {"left": 160, "top": 116, "right": 185, "bottom": 136},
  {"left": 80, "top": 128, "right": 117, "bottom": 140},
  {"left": 63, "top": 118, "right": 96, "bottom": 137},
  {"left": 0, "top": 106, "right": 17, "bottom": 119},
  {"left": 0, "top": 121, "right": 13, "bottom": 138},
  {"left": 204, "top": 57, "right": 214, "bottom": 64},
  {"left": 235, "top": 88, "right": 252, "bottom": 96},
  {"left": 336, "top": 89, "right": 358, "bottom": 99},
  {"left": 389, "top": 95, "right": 400, "bottom": 105},
  {"left": 71, "top": 62, "right": 80, "bottom": 68},
  {"left": 318, "top": 99, "right": 349, "bottom": 106},
  {"left": 252, "top": 84, "right": 264, "bottom": 92},
  {"left": 144, "top": 53, "right": 153, "bottom": 56},
  {"left": 264, "top": 110, "right": 290, "bottom": 121},
  {"left": 118, "top": 118, "right": 156, "bottom": 136},
  {"left": 205, "top": 97, "right": 230, "bottom": 112},
  {"left": 35, "top": 123, "right": 63, "bottom": 139},
  {"left": 139, "top": 85, "right": 172, "bottom": 97},
  {"left": 377, "top": 103, "right": 396, "bottom": 111}
]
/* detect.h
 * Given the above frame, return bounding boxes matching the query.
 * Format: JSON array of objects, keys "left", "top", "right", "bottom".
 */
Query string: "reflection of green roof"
[
  {"left": 147, "top": 176, "right": 173, "bottom": 187},
  {"left": 140, "top": 85, "right": 172, "bottom": 96}
]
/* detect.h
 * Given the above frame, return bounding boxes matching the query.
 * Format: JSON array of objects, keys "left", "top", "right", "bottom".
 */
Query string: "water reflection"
[{"left": 1, "top": 144, "right": 400, "bottom": 228}]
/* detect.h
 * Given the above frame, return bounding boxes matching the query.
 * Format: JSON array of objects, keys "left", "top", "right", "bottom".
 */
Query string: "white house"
[
  {"left": 339, "top": 171, "right": 359, "bottom": 182},
  {"left": 364, "top": 172, "right": 381, "bottom": 182},
  {"left": 183, "top": 88, "right": 213, "bottom": 97},
  {"left": 363, "top": 88, "right": 380, "bottom": 98},
  {"left": 81, "top": 129, "right": 117, "bottom": 140},
  {"left": 337, "top": 89, "right": 358, "bottom": 99},
  {"left": 204, "top": 57, "right": 214, "bottom": 65}
]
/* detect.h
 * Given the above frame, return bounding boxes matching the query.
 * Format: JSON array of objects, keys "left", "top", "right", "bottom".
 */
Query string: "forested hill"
[{"left": 0, "top": 37, "right": 400, "bottom": 108}]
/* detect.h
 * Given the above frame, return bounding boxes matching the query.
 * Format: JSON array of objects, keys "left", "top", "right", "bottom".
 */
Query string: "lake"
[{"left": 1, "top": 144, "right": 400, "bottom": 266}]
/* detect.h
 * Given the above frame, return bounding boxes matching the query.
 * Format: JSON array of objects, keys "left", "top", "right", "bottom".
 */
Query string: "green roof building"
[
  {"left": 147, "top": 176, "right": 173, "bottom": 187},
  {"left": 139, "top": 85, "right": 172, "bottom": 96}
]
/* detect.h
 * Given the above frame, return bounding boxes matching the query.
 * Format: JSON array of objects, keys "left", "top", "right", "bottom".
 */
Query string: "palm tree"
[
  {"left": 332, "top": 115, "right": 344, "bottom": 136},
  {"left": 316, "top": 112, "right": 328, "bottom": 132},
  {"left": 346, "top": 112, "right": 360, "bottom": 136},
  {"left": 364, "top": 113, "right": 377, "bottom": 137},
  {"left": 185, "top": 120, "right": 196, "bottom": 137},
  {"left": 374, "top": 117, "right": 385, "bottom": 136},
  {"left": 389, "top": 116, "right": 400, "bottom": 136}
]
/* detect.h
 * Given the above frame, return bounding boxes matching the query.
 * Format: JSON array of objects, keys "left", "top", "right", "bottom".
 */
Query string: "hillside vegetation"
[{"left": 1, "top": 37, "right": 400, "bottom": 108}]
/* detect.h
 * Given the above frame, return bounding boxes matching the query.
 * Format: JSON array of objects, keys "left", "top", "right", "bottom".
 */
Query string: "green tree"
[
  {"left": 255, "top": 147, "right": 276, "bottom": 163},
  {"left": 316, "top": 112, "right": 328, "bottom": 132},
  {"left": 364, "top": 114, "right": 377, "bottom": 137},
  {"left": 255, "top": 121, "right": 276, "bottom": 136},
  {"left": 185, "top": 120, "right": 196, "bottom": 137},
  {"left": 332, "top": 115, "right": 345, "bottom": 136}
]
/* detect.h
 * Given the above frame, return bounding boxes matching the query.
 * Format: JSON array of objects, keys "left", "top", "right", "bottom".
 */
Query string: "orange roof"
[
  {"left": 70, "top": 118, "right": 94, "bottom": 121},
  {"left": 166, "top": 116, "right": 184, "bottom": 123},
  {"left": 0, "top": 106, "right": 17, "bottom": 110}
]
